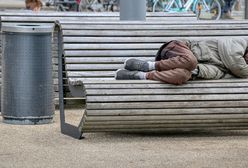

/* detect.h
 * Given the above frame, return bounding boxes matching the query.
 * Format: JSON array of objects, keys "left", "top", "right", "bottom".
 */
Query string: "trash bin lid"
[{"left": 2, "top": 23, "right": 54, "bottom": 33}]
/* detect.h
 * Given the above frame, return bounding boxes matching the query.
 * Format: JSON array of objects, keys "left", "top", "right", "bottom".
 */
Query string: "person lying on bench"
[{"left": 115, "top": 39, "right": 248, "bottom": 85}]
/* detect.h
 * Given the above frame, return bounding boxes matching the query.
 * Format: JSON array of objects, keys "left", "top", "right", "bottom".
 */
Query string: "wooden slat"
[
  {"left": 65, "top": 57, "right": 153, "bottom": 63},
  {"left": 69, "top": 78, "right": 115, "bottom": 82},
  {"left": 86, "top": 108, "right": 248, "bottom": 116},
  {"left": 63, "top": 36, "right": 248, "bottom": 43},
  {"left": 86, "top": 101, "right": 248, "bottom": 110},
  {"left": 64, "top": 50, "right": 156, "bottom": 56},
  {"left": 86, "top": 94, "right": 248, "bottom": 102},
  {"left": 60, "top": 20, "right": 248, "bottom": 25},
  {"left": 61, "top": 24, "right": 248, "bottom": 30},
  {"left": 66, "top": 64, "right": 123, "bottom": 70},
  {"left": 63, "top": 30, "right": 248, "bottom": 36},
  {"left": 82, "top": 127, "right": 248, "bottom": 133},
  {"left": 83, "top": 123, "right": 248, "bottom": 130},
  {"left": 84, "top": 114, "right": 248, "bottom": 121},
  {"left": 86, "top": 88, "right": 248, "bottom": 95},
  {"left": 82, "top": 82, "right": 248, "bottom": 89},
  {"left": 63, "top": 43, "right": 161, "bottom": 50},
  {"left": 69, "top": 79, "right": 248, "bottom": 87},
  {"left": 67, "top": 71, "right": 115, "bottom": 77},
  {"left": 81, "top": 78, "right": 248, "bottom": 84},
  {"left": 83, "top": 118, "right": 248, "bottom": 125}
]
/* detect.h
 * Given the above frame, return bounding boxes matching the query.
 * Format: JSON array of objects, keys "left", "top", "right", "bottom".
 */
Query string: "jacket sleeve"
[
  {"left": 218, "top": 38, "right": 248, "bottom": 78},
  {"left": 197, "top": 63, "right": 225, "bottom": 79}
]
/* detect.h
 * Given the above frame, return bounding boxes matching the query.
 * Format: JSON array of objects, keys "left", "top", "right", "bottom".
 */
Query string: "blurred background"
[{"left": 0, "top": 0, "right": 245, "bottom": 20}]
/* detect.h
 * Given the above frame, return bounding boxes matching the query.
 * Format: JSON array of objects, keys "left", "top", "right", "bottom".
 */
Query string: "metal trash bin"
[{"left": 1, "top": 24, "right": 54, "bottom": 124}]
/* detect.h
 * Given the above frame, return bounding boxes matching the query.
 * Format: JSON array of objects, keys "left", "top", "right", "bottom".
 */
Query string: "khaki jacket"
[{"left": 188, "top": 38, "right": 248, "bottom": 79}]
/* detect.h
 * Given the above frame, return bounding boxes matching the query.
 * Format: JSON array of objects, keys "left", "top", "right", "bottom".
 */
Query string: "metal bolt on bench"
[{"left": 1, "top": 23, "right": 54, "bottom": 125}]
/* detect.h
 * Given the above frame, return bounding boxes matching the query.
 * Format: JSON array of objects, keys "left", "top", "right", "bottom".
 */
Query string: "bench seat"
[
  {"left": 74, "top": 79, "right": 248, "bottom": 132},
  {"left": 72, "top": 79, "right": 248, "bottom": 132}
]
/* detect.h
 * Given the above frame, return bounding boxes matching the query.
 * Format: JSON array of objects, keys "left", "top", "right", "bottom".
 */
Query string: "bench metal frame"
[{"left": 57, "top": 25, "right": 83, "bottom": 139}]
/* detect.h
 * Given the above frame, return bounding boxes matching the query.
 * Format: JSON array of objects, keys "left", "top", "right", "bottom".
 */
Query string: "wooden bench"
[{"left": 58, "top": 20, "right": 248, "bottom": 139}]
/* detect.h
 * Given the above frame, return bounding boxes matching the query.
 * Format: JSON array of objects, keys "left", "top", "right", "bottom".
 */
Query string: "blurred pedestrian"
[
  {"left": 221, "top": 0, "right": 236, "bottom": 19},
  {"left": 234, "top": 0, "right": 241, "bottom": 11},
  {"left": 25, "top": 0, "right": 43, "bottom": 12}
]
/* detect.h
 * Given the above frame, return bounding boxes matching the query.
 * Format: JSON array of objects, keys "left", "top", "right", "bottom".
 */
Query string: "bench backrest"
[{"left": 0, "top": 11, "right": 197, "bottom": 22}]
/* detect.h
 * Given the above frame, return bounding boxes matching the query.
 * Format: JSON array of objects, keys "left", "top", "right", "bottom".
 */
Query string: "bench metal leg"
[{"left": 57, "top": 29, "right": 82, "bottom": 139}]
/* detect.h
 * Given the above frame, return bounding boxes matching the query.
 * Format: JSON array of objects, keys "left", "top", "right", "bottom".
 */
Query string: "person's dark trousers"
[
  {"left": 222, "top": 0, "right": 236, "bottom": 13},
  {"left": 146, "top": 41, "right": 197, "bottom": 85}
]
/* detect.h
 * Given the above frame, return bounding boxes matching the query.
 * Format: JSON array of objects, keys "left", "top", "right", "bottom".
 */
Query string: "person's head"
[
  {"left": 25, "top": 0, "right": 43, "bottom": 11},
  {"left": 244, "top": 52, "right": 248, "bottom": 64},
  {"left": 244, "top": 46, "right": 248, "bottom": 64}
]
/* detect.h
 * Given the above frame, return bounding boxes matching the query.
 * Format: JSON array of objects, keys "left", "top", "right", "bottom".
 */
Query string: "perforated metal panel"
[{"left": 1, "top": 24, "right": 54, "bottom": 124}]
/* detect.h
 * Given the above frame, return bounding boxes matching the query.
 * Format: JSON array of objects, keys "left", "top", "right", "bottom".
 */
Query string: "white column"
[{"left": 120, "top": 0, "right": 146, "bottom": 21}]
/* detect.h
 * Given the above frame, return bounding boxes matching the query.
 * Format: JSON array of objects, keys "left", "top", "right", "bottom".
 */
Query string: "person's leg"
[
  {"left": 155, "top": 53, "right": 197, "bottom": 72},
  {"left": 124, "top": 49, "right": 197, "bottom": 72},
  {"left": 223, "top": 0, "right": 232, "bottom": 13},
  {"left": 115, "top": 68, "right": 192, "bottom": 85},
  {"left": 222, "top": 0, "right": 234, "bottom": 19},
  {"left": 115, "top": 69, "right": 146, "bottom": 80},
  {"left": 116, "top": 40, "right": 197, "bottom": 84},
  {"left": 146, "top": 68, "right": 192, "bottom": 85},
  {"left": 144, "top": 51, "right": 197, "bottom": 84},
  {"left": 230, "top": 0, "right": 236, "bottom": 11},
  {"left": 116, "top": 56, "right": 195, "bottom": 84},
  {"left": 125, "top": 40, "right": 197, "bottom": 72}
]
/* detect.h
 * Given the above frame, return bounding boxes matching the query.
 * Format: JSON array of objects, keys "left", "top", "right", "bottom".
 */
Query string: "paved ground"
[{"left": 0, "top": 108, "right": 248, "bottom": 168}]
